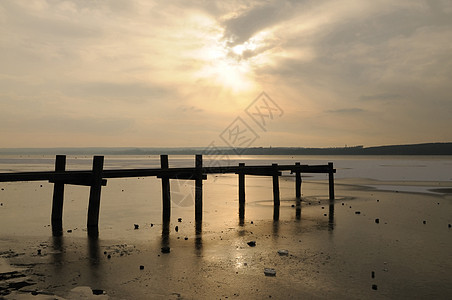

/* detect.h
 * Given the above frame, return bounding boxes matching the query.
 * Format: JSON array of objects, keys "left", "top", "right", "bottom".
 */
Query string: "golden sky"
[{"left": 1, "top": 0, "right": 452, "bottom": 148}]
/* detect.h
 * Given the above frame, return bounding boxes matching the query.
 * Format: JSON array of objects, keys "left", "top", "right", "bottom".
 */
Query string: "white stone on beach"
[{"left": 277, "top": 249, "right": 289, "bottom": 256}]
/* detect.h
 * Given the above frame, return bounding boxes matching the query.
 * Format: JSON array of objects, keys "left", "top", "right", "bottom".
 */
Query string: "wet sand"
[{"left": 1, "top": 175, "right": 452, "bottom": 299}]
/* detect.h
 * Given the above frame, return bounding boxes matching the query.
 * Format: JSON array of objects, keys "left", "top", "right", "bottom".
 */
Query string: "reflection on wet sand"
[
  {"left": 328, "top": 200, "right": 335, "bottom": 231},
  {"left": 296, "top": 198, "right": 301, "bottom": 220},
  {"left": 88, "top": 234, "right": 100, "bottom": 266},
  {"left": 52, "top": 235, "right": 64, "bottom": 268}
]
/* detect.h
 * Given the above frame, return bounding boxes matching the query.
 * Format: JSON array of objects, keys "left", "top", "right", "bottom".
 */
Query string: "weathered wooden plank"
[
  {"left": 238, "top": 163, "right": 245, "bottom": 205},
  {"left": 87, "top": 156, "right": 104, "bottom": 230},
  {"left": 51, "top": 155, "right": 66, "bottom": 235},
  {"left": 295, "top": 162, "right": 302, "bottom": 198},
  {"left": 195, "top": 155, "right": 203, "bottom": 222},
  {"left": 272, "top": 163, "right": 280, "bottom": 206},
  {"left": 49, "top": 178, "right": 107, "bottom": 186},
  {"left": 157, "top": 173, "right": 207, "bottom": 180},
  {"left": 161, "top": 155, "right": 171, "bottom": 221},
  {"left": 328, "top": 162, "right": 335, "bottom": 200}
]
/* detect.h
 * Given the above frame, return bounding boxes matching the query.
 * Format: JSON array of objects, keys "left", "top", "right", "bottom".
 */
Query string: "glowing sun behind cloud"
[{"left": 189, "top": 14, "right": 270, "bottom": 93}]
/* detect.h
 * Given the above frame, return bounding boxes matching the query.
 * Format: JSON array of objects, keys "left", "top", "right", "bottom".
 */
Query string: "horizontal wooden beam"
[
  {"left": 49, "top": 178, "right": 107, "bottom": 186},
  {"left": 0, "top": 164, "right": 335, "bottom": 183},
  {"left": 157, "top": 173, "right": 207, "bottom": 180},
  {"left": 235, "top": 170, "right": 282, "bottom": 176}
]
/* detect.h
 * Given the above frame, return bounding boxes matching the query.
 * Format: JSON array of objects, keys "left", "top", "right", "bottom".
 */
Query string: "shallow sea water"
[{"left": 0, "top": 155, "right": 451, "bottom": 299}]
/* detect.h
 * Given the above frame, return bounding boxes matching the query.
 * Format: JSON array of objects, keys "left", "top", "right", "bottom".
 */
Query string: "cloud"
[
  {"left": 359, "top": 94, "right": 401, "bottom": 101},
  {"left": 0, "top": 0, "right": 452, "bottom": 147},
  {"left": 326, "top": 108, "right": 365, "bottom": 114}
]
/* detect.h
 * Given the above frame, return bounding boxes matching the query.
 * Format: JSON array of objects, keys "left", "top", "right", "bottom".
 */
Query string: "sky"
[{"left": 1, "top": 0, "right": 452, "bottom": 148}]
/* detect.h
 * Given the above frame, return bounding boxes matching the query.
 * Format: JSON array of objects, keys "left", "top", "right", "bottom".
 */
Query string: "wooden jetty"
[{"left": 0, "top": 155, "right": 336, "bottom": 235}]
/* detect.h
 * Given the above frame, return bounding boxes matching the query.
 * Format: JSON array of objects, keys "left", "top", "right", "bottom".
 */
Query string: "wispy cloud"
[{"left": 1, "top": 0, "right": 451, "bottom": 147}]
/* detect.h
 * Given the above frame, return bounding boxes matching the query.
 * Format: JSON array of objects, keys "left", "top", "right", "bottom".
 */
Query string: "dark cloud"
[{"left": 221, "top": 0, "right": 307, "bottom": 45}]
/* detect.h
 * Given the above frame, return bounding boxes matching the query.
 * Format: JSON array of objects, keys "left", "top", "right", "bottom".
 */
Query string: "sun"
[{"left": 190, "top": 17, "right": 269, "bottom": 93}]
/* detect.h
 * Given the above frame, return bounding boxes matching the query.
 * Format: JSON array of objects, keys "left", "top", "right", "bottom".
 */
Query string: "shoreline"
[{"left": 1, "top": 180, "right": 452, "bottom": 299}]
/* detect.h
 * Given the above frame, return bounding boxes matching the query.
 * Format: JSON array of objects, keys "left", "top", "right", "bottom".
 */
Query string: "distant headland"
[{"left": 0, "top": 142, "right": 451, "bottom": 155}]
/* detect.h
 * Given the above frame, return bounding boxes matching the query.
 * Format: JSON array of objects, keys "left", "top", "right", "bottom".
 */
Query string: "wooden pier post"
[
  {"left": 87, "top": 156, "right": 104, "bottom": 231},
  {"left": 295, "top": 162, "right": 302, "bottom": 198},
  {"left": 238, "top": 163, "right": 245, "bottom": 225},
  {"left": 328, "top": 162, "right": 335, "bottom": 200},
  {"left": 51, "top": 155, "right": 66, "bottom": 235},
  {"left": 195, "top": 155, "right": 203, "bottom": 222},
  {"left": 238, "top": 163, "right": 245, "bottom": 204},
  {"left": 160, "top": 155, "right": 171, "bottom": 221},
  {"left": 272, "top": 163, "right": 280, "bottom": 206}
]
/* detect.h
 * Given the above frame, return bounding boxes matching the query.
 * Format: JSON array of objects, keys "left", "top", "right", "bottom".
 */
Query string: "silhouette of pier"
[{"left": 0, "top": 155, "right": 336, "bottom": 235}]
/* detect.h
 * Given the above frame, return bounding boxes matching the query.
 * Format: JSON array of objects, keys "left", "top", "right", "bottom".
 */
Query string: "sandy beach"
[{"left": 1, "top": 156, "right": 452, "bottom": 299}]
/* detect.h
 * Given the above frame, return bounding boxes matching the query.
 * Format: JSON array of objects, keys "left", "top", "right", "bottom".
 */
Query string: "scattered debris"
[
  {"left": 92, "top": 289, "right": 106, "bottom": 295},
  {"left": 67, "top": 229, "right": 72, "bottom": 233},
  {"left": 161, "top": 246, "right": 170, "bottom": 253},
  {"left": 355, "top": 211, "right": 361, "bottom": 215},
  {"left": 264, "top": 268, "right": 276, "bottom": 276},
  {"left": 247, "top": 241, "right": 256, "bottom": 247},
  {"left": 277, "top": 249, "right": 289, "bottom": 256}
]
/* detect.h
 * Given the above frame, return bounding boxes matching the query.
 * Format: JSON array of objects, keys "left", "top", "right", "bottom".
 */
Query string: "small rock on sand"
[
  {"left": 277, "top": 249, "right": 289, "bottom": 256},
  {"left": 247, "top": 241, "right": 256, "bottom": 247},
  {"left": 372, "top": 284, "right": 378, "bottom": 290},
  {"left": 355, "top": 211, "right": 361, "bottom": 215},
  {"left": 134, "top": 224, "right": 139, "bottom": 229},
  {"left": 175, "top": 226, "right": 179, "bottom": 232},
  {"left": 178, "top": 218, "right": 182, "bottom": 222},
  {"left": 140, "top": 265, "right": 144, "bottom": 270},
  {"left": 161, "top": 246, "right": 170, "bottom": 253},
  {"left": 264, "top": 268, "right": 276, "bottom": 276}
]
